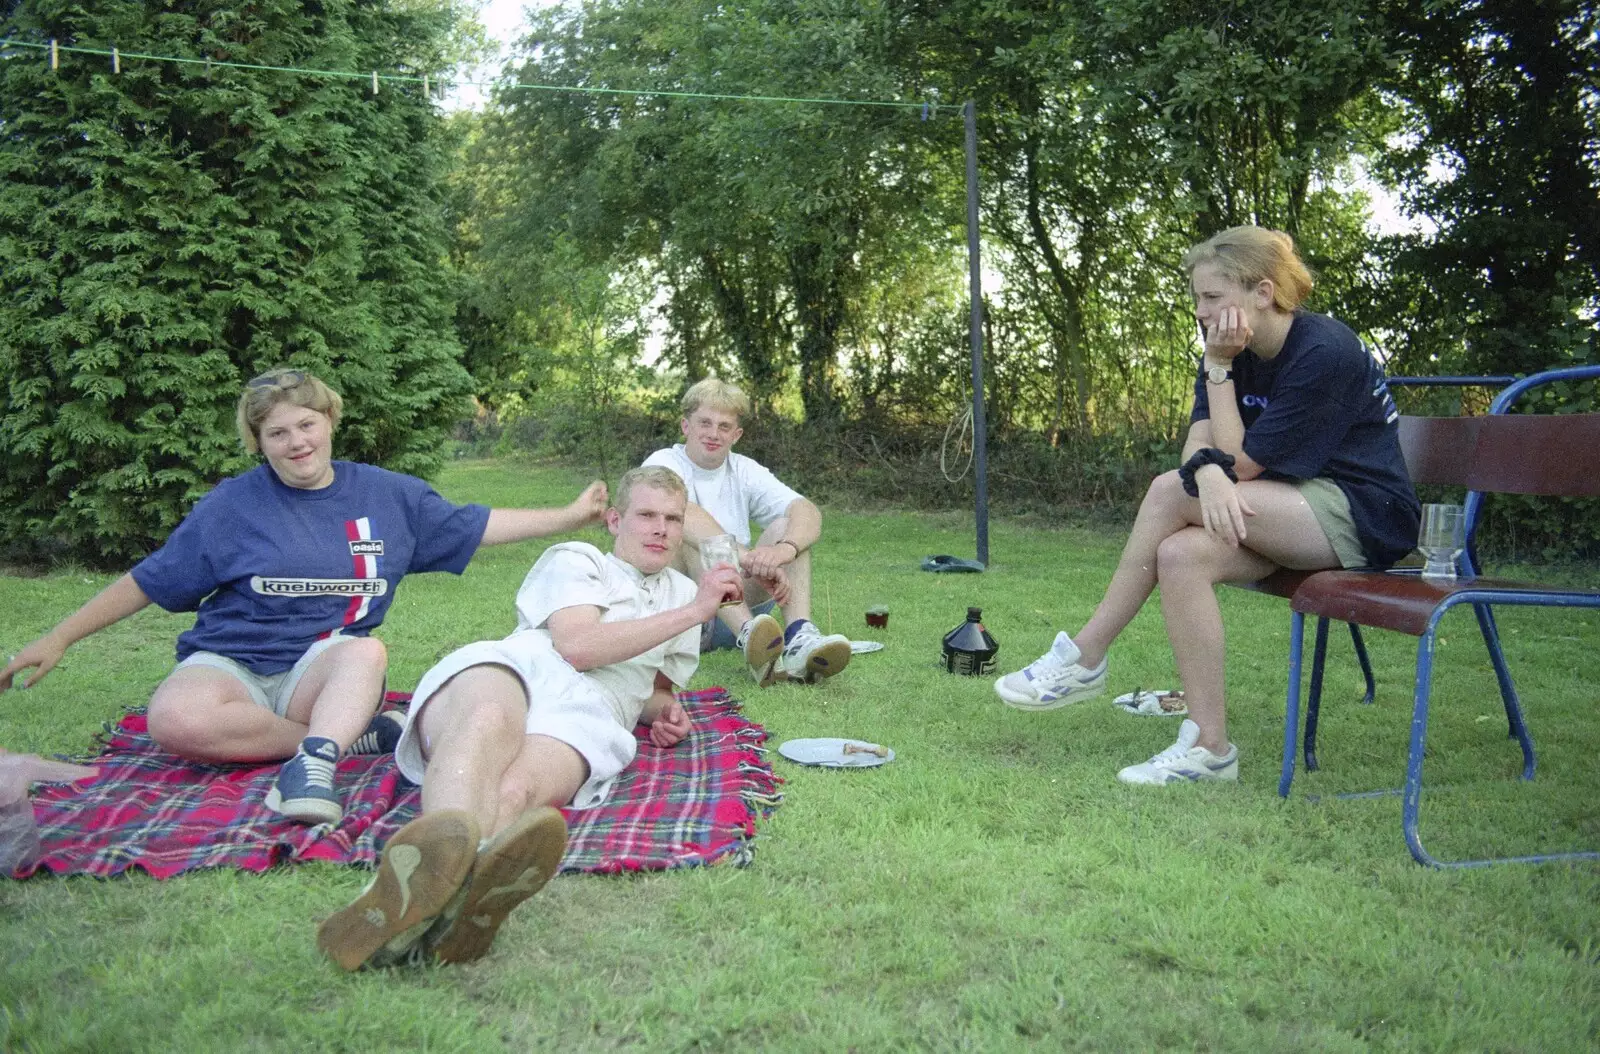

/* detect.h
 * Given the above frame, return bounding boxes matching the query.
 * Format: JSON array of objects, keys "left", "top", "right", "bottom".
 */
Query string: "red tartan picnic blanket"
[{"left": 12, "top": 687, "right": 782, "bottom": 880}]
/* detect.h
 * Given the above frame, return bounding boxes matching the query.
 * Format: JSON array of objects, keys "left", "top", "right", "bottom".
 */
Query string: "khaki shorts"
[
  {"left": 1295, "top": 478, "right": 1367, "bottom": 569},
  {"left": 394, "top": 630, "right": 637, "bottom": 811},
  {"left": 174, "top": 634, "right": 355, "bottom": 718}
]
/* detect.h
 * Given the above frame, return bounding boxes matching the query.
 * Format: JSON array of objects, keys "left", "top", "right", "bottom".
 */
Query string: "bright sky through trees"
[{"left": 448, "top": 0, "right": 556, "bottom": 109}]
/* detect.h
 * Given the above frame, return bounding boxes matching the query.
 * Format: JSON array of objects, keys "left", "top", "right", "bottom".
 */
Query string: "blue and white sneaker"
[
  {"left": 993, "top": 631, "right": 1107, "bottom": 710},
  {"left": 1116, "top": 719, "right": 1239, "bottom": 785},
  {"left": 737, "top": 613, "right": 785, "bottom": 686},
  {"left": 777, "top": 621, "right": 852, "bottom": 684},
  {"left": 349, "top": 710, "right": 407, "bottom": 756},
  {"left": 265, "top": 737, "right": 342, "bottom": 825}
]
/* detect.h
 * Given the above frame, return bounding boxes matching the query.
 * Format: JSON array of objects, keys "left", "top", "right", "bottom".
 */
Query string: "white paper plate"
[
  {"left": 777, "top": 738, "right": 895, "bottom": 768},
  {"left": 849, "top": 640, "right": 884, "bottom": 654},
  {"left": 1111, "top": 688, "right": 1187, "bottom": 717}
]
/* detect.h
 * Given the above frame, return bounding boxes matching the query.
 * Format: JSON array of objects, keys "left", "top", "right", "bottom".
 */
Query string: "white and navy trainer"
[
  {"left": 1116, "top": 719, "right": 1239, "bottom": 785},
  {"left": 993, "top": 631, "right": 1107, "bottom": 710}
]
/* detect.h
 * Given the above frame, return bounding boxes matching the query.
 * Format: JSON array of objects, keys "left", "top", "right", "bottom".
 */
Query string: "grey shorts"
[
  {"left": 173, "top": 635, "right": 355, "bottom": 718},
  {"left": 1295, "top": 478, "right": 1366, "bottom": 569}
]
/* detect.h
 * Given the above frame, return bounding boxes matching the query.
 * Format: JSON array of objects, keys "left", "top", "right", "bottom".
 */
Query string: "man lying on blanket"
[{"left": 318, "top": 466, "right": 774, "bottom": 970}]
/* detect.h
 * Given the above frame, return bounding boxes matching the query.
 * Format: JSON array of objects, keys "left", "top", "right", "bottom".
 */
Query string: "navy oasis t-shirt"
[
  {"left": 132, "top": 462, "right": 490, "bottom": 675},
  {"left": 1191, "top": 311, "right": 1420, "bottom": 568}
]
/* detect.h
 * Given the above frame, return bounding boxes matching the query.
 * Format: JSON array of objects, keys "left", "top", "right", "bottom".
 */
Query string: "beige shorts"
[
  {"left": 1296, "top": 478, "right": 1366, "bottom": 569},
  {"left": 174, "top": 634, "right": 356, "bottom": 718},
  {"left": 394, "top": 630, "right": 638, "bottom": 810}
]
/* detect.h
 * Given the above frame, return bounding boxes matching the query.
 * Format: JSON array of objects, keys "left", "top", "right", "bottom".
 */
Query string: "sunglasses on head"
[{"left": 246, "top": 370, "right": 307, "bottom": 391}]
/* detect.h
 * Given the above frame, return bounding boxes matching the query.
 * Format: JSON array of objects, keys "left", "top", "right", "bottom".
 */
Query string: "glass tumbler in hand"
[
  {"left": 699, "top": 534, "right": 745, "bottom": 607},
  {"left": 1419, "top": 503, "right": 1466, "bottom": 581}
]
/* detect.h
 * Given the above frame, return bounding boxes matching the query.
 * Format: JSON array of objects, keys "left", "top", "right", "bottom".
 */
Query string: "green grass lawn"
[{"left": 3, "top": 459, "right": 1597, "bottom": 1052}]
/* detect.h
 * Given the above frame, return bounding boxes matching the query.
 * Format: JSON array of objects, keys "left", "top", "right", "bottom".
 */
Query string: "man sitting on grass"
[
  {"left": 644, "top": 377, "right": 852, "bottom": 686},
  {"left": 316, "top": 467, "right": 745, "bottom": 970}
]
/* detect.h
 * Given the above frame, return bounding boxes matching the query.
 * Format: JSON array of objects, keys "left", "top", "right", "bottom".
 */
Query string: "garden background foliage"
[
  {"left": 2, "top": 0, "right": 1597, "bottom": 564},
  {"left": 0, "top": 0, "right": 471, "bottom": 566}
]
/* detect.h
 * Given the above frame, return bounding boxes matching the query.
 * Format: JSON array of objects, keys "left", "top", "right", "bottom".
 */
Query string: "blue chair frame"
[
  {"left": 1278, "top": 364, "right": 1600, "bottom": 868},
  {"left": 1281, "top": 375, "right": 1515, "bottom": 775}
]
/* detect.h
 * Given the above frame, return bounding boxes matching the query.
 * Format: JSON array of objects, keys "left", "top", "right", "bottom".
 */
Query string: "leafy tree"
[
  {"left": 0, "top": 0, "right": 471, "bottom": 566},
  {"left": 910, "top": 0, "right": 1388, "bottom": 438},
  {"left": 1375, "top": 0, "right": 1600, "bottom": 377},
  {"left": 468, "top": 0, "right": 957, "bottom": 422}
]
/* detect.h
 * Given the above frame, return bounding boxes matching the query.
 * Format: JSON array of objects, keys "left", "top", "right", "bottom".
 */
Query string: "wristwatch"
[{"left": 1206, "top": 364, "right": 1233, "bottom": 385}]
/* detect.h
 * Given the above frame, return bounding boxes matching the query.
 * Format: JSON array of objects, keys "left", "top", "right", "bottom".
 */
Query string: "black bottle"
[{"left": 942, "top": 607, "right": 999, "bottom": 675}]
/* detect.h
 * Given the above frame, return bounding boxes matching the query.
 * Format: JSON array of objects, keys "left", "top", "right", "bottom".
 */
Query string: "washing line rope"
[{"left": 0, "top": 37, "right": 945, "bottom": 112}]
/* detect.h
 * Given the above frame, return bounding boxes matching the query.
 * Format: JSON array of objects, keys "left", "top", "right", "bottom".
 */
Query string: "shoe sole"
[
  {"left": 427, "top": 806, "right": 568, "bottom": 964},
  {"left": 994, "top": 679, "right": 1107, "bottom": 711},
  {"left": 743, "top": 615, "right": 785, "bottom": 688},
  {"left": 317, "top": 810, "right": 480, "bottom": 971},
  {"left": 1117, "top": 763, "right": 1240, "bottom": 785},
  {"left": 786, "top": 638, "right": 852, "bottom": 684},
  {"left": 264, "top": 785, "right": 343, "bottom": 826}
]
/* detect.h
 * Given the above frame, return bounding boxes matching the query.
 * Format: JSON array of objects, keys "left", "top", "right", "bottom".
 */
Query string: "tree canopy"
[
  {"left": 0, "top": 0, "right": 473, "bottom": 565},
  {"left": 460, "top": 0, "right": 1597, "bottom": 445},
  {"left": 2, "top": 0, "right": 1595, "bottom": 561}
]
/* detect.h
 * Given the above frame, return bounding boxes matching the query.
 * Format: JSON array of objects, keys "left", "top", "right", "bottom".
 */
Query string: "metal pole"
[{"left": 964, "top": 100, "right": 990, "bottom": 566}]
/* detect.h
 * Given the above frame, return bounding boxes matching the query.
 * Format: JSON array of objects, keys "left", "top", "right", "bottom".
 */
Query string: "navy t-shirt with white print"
[
  {"left": 1191, "top": 311, "right": 1420, "bottom": 568},
  {"left": 131, "top": 462, "right": 490, "bottom": 674}
]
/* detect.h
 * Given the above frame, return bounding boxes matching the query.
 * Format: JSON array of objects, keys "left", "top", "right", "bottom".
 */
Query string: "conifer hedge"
[{"left": 0, "top": 0, "right": 472, "bottom": 567}]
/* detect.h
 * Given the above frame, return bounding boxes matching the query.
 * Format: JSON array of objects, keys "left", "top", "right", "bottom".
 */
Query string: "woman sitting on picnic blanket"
[
  {"left": 315, "top": 466, "right": 755, "bottom": 971},
  {"left": 994, "top": 226, "right": 1420, "bottom": 785},
  {"left": 0, "top": 367, "right": 606, "bottom": 826}
]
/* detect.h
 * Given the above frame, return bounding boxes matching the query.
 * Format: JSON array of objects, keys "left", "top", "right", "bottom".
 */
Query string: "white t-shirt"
[
  {"left": 642, "top": 444, "right": 804, "bottom": 546},
  {"left": 514, "top": 542, "right": 700, "bottom": 727}
]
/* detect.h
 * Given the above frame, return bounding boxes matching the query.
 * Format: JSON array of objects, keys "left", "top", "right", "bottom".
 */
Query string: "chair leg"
[
  {"left": 1403, "top": 627, "right": 1445, "bottom": 867},
  {"left": 1304, "top": 617, "right": 1331, "bottom": 772},
  {"left": 1403, "top": 609, "right": 1599, "bottom": 868},
  {"left": 1471, "top": 602, "right": 1535, "bottom": 780},
  {"left": 1280, "top": 611, "right": 1307, "bottom": 798},
  {"left": 1349, "top": 623, "right": 1376, "bottom": 706}
]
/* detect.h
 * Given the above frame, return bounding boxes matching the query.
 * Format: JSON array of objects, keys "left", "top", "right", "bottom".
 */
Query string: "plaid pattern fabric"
[{"left": 12, "top": 687, "right": 781, "bottom": 880}]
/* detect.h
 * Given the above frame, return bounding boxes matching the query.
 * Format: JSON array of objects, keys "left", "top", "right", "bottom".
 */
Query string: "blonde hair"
[
  {"left": 235, "top": 368, "right": 343, "bottom": 454},
  {"left": 1182, "top": 226, "right": 1314, "bottom": 312},
  {"left": 614, "top": 466, "right": 688, "bottom": 515},
  {"left": 680, "top": 377, "right": 750, "bottom": 421}
]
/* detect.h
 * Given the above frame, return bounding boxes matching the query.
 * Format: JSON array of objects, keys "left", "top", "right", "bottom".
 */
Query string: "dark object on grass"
[
  {"left": 921, "top": 554, "right": 985, "bottom": 573},
  {"left": 942, "top": 607, "right": 999, "bottom": 676},
  {"left": 865, "top": 605, "right": 889, "bottom": 628}
]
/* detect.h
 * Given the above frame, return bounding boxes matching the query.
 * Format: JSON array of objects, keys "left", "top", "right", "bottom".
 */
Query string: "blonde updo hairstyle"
[
  {"left": 235, "top": 367, "right": 343, "bottom": 455},
  {"left": 1182, "top": 226, "right": 1314, "bottom": 312}
]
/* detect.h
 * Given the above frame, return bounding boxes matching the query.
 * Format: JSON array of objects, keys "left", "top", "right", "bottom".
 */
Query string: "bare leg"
[
  {"left": 416, "top": 665, "right": 529, "bottom": 836},
  {"left": 283, "top": 636, "right": 388, "bottom": 746},
  {"left": 488, "top": 735, "right": 588, "bottom": 838},
  {"left": 1073, "top": 470, "right": 1199, "bottom": 666},
  {"left": 755, "top": 518, "right": 812, "bottom": 626},
  {"left": 147, "top": 668, "right": 305, "bottom": 763},
  {"left": 1155, "top": 481, "right": 1340, "bottom": 753},
  {"left": 145, "top": 637, "right": 388, "bottom": 763}
]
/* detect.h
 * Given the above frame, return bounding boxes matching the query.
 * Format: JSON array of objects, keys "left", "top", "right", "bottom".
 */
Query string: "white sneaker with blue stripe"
[
  {"left": 993, "top": 631, "right": 1107, "bottom": 710},
  {"left": 1116, "top": 719, "right": 1239, "bottom": 785}
]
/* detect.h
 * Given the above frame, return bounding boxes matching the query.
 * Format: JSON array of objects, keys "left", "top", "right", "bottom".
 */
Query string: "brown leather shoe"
[
  {"left": 426, "top": 806, "right": 568, "bottom": 964},
  {"left": 316, "top": 809, "right": 479, "bottom": 971}
]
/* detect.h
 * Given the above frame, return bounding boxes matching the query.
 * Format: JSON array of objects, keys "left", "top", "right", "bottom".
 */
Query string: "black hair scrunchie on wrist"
[{"left": 1178, "top": 447, "right": 1239, "bottom": 497}]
